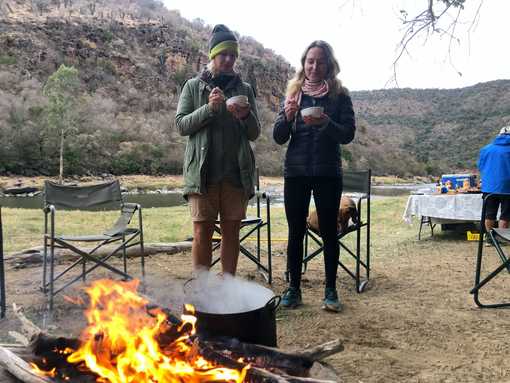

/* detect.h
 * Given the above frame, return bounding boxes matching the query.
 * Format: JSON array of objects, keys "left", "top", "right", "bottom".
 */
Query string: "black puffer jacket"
[{"left": 273, "top": 91, "right": 355, "bottom": 178}]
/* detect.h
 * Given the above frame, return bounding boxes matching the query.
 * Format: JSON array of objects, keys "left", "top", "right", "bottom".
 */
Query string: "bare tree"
[
  {"left": 342, "top": 1, "right": 483, "bottom": 86},
  {"left": 391, "top": 0, "right": 483, "bottom": 85},
  {"left": 87, "top": 0, "right": 96, "bottom": 15}
]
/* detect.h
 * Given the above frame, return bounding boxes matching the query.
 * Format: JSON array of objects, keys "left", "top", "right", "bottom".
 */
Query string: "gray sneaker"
[{"left": 322, "top": 287, "right": 342, "bottom": 313}]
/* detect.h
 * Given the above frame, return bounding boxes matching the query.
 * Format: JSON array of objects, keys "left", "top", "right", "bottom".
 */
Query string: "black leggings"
[{"left": 284, "top": 176, "right": 342, "bottom": 289}]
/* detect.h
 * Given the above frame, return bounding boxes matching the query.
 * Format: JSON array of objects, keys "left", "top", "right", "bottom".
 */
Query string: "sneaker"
[
  {"left": 322, "top": 287, "right": 342, "bottom": 313},
  {"left": 281, "top": 287, "right": 302, "bottom": 309}
]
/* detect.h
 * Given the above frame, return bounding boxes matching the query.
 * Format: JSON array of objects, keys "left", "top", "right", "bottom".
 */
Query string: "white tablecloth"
[{"left": 402, "top": 193, "right": 483, "bottom": 224}]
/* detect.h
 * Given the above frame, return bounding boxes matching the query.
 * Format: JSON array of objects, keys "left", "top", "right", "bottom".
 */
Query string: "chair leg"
[
  {"left": 139, "top": 215, "right": 145, "bottom": 280},
  {"left": 49, "top": 237, "right": 55, "bottom": 311},
  {"left": 42, "top": 235, "right": 48, "bottom": 292},
  {"left": 356, "top": 227, "right": 362, "bottom": 293},
  {"left": 471, "top": 230, "right": 510, "bottom": 308},
  {"left": 267, "top": 202, "right": 272, "bottom": 284},
  {"left": 122, "top": 234, "right": 127, "bottom": 276}
]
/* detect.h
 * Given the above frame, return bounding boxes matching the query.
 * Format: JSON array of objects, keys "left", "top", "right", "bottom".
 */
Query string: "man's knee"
[{"left": 193, "top": 222, "right": 214, "bottom": 241}]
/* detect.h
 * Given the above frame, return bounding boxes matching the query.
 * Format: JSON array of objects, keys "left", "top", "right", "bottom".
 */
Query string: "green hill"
[{"left": 1, "top": 0, "right": 509, "bottom": 177}]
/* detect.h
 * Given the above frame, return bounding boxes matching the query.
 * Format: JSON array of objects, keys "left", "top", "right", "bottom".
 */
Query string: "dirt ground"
[{"left": 1, "top": 235, "right": 510, "bottom": 382}]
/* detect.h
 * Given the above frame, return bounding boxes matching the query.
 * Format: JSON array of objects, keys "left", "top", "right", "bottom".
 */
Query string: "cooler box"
[{"left": 441, "top": 174, "right": 476, "bottom": 189}]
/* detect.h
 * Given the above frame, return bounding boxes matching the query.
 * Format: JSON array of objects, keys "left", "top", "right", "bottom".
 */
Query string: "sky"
[{"left": 162, "top": 0, "right": 509, "bottom": 91}]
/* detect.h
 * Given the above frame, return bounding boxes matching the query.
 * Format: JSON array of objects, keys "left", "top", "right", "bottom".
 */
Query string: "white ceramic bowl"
[
  {"left": 226, "top": 95, "right": 249, "bottom": 107},
  {"left": 301, "top": 106, "right": 324, "bottom": 118}
]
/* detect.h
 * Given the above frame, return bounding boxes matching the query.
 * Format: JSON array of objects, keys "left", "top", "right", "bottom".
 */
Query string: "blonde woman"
[
  {"left": 273, "top": 40, "right": 355, "bottom": 312},
  {"left": 176, "top": 24, "right": 260, "bottom": 276}
]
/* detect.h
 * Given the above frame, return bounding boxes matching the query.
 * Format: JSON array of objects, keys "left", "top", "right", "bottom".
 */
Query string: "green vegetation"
[
  {"left": 2, "top": 197, "right": 416, "bottom": 254},
  {"left": 43, "top": 64, "right": 81, "bottom": 183},
  {"left": 0, "top": 55, "right": 16, "bottom": 65}
]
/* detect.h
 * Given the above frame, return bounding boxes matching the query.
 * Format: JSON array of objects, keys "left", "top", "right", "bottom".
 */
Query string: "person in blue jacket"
[
  {"left": 478, "top": 126, "right": 510, "bottom": 237},
  {"left": 273, "top": 40, "right": 355, "bottom": 312}
]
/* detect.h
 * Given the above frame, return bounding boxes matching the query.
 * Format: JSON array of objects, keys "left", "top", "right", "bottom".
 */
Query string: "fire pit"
[{"left": 0, "top": 279, "right": 344, "bottom": 382}]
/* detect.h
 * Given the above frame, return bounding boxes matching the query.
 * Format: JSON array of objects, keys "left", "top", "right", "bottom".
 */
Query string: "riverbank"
[{"left": 0, "top": 174, "right": 435, "bottom": 193}]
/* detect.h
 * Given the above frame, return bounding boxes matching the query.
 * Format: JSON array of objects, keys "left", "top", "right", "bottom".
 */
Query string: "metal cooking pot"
[{"left": 183, "top": 279, "right": 281, "bottom": 347}]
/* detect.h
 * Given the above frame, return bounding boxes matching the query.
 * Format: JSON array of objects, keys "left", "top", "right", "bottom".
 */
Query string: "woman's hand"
[
  {"left": 284, "top": 100, "right": 298, "bottom": 121},
  {"left": 227, "top": 103, "right": 251, "bottom": 120},
  {"left": 303, "top": 113, "right": 330, "bottom": 126},
  {"left": 208, "top": 87, "right": 225, "bottom": 112}
]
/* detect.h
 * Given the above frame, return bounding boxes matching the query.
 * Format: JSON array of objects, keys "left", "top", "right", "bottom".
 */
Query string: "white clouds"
[{"left": 163, "top": 0, "right": 509, "bottom": 91}]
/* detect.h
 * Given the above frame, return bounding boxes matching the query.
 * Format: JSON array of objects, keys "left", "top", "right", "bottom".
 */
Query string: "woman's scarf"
[{"left": 285, "top": 79, "right": 329, "bottom": 112}]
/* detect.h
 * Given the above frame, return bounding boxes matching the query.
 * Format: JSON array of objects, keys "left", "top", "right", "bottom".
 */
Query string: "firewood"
[
  {"left": 249, "top": 366, "right": 338, "bottom": 383},
  {"left": 7, "top": 242, "right": 192, "bottom": 268},
  {"left": 197, "top": 340, "right": 338, "bottom": 383},
  {"left": 11, "top": 304, "right": 42, "bottom": 343},
  {"left": 0, "top": 346, "right": 51, "bottom": 383},
  {"left": 204, "top": 338, "right": 314, "bottom": 377},
  {"left": 295, "top": 339, "right": 344, "bottom": 361}
]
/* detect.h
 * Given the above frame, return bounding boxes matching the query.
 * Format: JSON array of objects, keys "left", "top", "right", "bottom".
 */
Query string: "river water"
[{"left": 0, "top": 184, "right": 434, "bottom": 210}]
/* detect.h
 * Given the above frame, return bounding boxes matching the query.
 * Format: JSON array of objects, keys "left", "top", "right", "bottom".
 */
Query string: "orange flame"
[{"left": 35, "top": 279, "right": 248, "bottom": 382}]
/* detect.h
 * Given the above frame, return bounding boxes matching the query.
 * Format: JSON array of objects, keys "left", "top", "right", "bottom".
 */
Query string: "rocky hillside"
[
  {"left": 348, "top": 80, "right": 510, "bottom": 175},
  {"left": 0, "top": 0, "right": 291, "bottom": 176},
  {"left": 1, "top": 0, "right": 509, "bottom": 177}
]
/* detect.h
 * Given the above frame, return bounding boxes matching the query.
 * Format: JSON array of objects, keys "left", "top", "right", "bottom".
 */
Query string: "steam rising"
[{"left": 184, "top": 270, "right": 274, "bottom": 314}]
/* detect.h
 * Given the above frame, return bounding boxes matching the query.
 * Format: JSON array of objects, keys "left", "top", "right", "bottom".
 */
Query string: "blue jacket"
[
  {"left": 478, "top": 134, "right": 510, "bottom": 193},
  {"left": 273, "top": 91, "right": 355, "bottom": 178}
]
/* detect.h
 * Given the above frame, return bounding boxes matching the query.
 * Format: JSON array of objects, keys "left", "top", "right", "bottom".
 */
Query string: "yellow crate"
[{"left": 467, "top": 231, "right": 480, "bottom": 241}]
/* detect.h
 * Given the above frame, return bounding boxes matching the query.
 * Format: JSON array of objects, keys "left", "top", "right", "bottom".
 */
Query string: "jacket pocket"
[{"left": 184, "top": 145, "right": 195, "bottom": 174}]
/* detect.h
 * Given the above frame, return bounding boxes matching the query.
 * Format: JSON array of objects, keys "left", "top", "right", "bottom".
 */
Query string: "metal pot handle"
[
  {"left": 183, "top": 277, "right": 195, "bottom": 294},
  {"left": 266, "top": 295, "right": 281, "bottom": 310}
]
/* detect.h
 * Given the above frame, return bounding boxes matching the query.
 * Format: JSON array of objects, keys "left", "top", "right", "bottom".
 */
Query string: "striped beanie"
[{"left": 208, "top": 24, "right": 239, "bottom": 60}]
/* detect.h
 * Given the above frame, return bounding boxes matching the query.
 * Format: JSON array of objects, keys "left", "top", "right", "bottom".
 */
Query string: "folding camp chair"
[
  {"left": 42, "top": 180, "right": 145, "bottom": 310},
  {"left": 0, "top": 206, "right": 5, "bottom": 319},
  {"left": 211, "top": 173, "right": 272, "bottom": 284},
  {"left": 470, "top": 193, "right": 510, "bottom": 308},
  {"left": 293, "top": 170, "right": 371, "bottom": 293}
]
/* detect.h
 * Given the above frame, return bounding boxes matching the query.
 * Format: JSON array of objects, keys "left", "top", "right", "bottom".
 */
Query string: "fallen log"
[
  {"left": 2, "top": 187, "right": 39, "bottom": 195},
  {"left": 6, "top": 242, "right": 192, "bottom": 268}
]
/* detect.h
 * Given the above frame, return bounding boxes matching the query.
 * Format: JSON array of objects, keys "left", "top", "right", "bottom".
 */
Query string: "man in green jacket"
[{"left": 175, "top": 24, "right": 260, "bottom": 276}]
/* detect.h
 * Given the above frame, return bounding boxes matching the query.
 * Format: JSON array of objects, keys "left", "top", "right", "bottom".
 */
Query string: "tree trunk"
[{"left": 59, "top": 129, "right": 64, "bottom": 184}]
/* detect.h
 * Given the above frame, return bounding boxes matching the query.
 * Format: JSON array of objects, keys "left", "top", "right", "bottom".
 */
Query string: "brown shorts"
[{"left": 189, "top": 181, "right": 248, "bottom": 222}]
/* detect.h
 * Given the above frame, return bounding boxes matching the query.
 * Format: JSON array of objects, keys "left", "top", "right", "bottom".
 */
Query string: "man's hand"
[
  {"left": 227, "top": 103, "right": 251, "bottom": 120},
  {"left": 208, "top": 87, "right": 225, "bottom": 112}
]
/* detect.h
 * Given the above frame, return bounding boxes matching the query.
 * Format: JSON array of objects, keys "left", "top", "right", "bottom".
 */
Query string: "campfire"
[
  {"left": 0, "top": 279, "right": 344, "bottom": 383},
  {"left": 31, "top": 279, "right": 248, "bottom": 382}
]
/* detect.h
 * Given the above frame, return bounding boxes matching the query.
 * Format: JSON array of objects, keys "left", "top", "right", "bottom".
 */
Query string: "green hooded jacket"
[{"left": 175, "top": 72, "right": 260, "bottom": 198}]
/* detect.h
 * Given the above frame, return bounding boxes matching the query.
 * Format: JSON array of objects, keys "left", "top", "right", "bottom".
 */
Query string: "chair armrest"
[
  {"left": 43, "top": 204, "right": 56, "bottom": 214},
  {"left": 254, "top": 190, "right": 270, "bottom": 200},
  {"left": 122, "top": 202, "right": 141, "bottom": 211}
]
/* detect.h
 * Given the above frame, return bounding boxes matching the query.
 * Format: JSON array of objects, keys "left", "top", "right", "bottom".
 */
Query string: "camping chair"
[
  {"left": 470, "top": 193, "right": 510, "bottom": 308},
  {"left": 0, "top": 206, "right": 5, "bottom": 319},
  {"left": 42, "top": 180, "right": 145, "bottom": 310},
  {"left": 211, "top": 171, "right": 272, "bottom": 283},
  {"left": 294, "top": 169, "right": 371, "bottom": 293}
]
